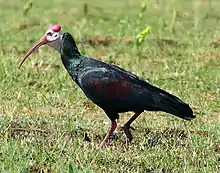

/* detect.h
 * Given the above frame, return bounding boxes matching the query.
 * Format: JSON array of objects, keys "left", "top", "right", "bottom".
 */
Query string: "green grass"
[{"left": 0, "top": 0, "right": 220, "bottom": 172}]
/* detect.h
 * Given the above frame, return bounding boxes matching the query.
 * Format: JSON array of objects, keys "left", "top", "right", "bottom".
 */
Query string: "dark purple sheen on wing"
[{"left": 89, "top": 78, "right": 133, "bottom": 98}]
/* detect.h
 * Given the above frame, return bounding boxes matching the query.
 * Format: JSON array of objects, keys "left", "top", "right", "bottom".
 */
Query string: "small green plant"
[
  {"left": 83, "top": 3, "right": 88, "bottom": 16},
  {"left": 138, "top": 2, "right": 147, "bottom": 21},
  {"left": 170, "top": 9, "right": 177, "bottom": 32},
  {"left": 135, "top": 26, "right": 151, "bottom": 57},
  {"left": 0, "top": 58, "right": 6, "bottom": 82},
  {"left": 133, "top": 2, "right": 151, "bottom": 57},
  {"left": 23, "top": 0, "right": 33, "bottom": 16},
  {"left": 68, "top": 159, "right": 76, "bottom": 173}
]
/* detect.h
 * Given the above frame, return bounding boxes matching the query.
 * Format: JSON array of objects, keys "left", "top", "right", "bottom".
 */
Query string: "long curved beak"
[{"left": 19, "top": 36, "right": 48, "bottom": 68}]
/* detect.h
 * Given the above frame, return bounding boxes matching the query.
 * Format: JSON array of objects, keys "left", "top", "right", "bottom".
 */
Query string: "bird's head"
[{"left": 19, "top": 25, "right": 63, "bottom": 68}]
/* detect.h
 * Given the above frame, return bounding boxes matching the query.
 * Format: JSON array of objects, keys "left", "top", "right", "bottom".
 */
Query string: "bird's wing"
[
  {"left": 77, "top": 65, "right": 157, "bottom": 111},
  {"left": 78, "top": 67, "right": 132, "bottom": 99},
  {"left": 76, "top": 58, "right": 194, "bottom": 119}
]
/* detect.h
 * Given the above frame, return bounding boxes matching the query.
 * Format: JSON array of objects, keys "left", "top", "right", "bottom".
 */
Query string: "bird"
[{"left": 19, "top": 25, "right": 195, "bottom": 148}]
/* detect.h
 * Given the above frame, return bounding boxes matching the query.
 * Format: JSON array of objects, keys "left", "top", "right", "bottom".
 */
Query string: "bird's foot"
[
  {"left": 119, "top": 125, "right": 135, "bottom": 141},
  {"left": 99, "top": 121, "right": 117, "bottom": 149},
  {"left": 109, "top": 132, "right": 117, "bottom": 141}
]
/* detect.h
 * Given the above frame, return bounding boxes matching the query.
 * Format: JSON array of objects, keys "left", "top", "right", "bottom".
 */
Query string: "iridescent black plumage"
[{"left": 60, "top": 32, "right": 195, "bottom": 147}]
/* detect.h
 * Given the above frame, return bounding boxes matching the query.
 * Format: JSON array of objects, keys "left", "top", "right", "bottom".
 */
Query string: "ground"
[{"left": 0, "top": 0, "right": 220, "bottom": 172}]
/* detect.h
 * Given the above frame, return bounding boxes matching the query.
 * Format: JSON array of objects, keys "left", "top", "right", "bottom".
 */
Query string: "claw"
[
  {"left": 109, "top": 132, "right": 117, "bottom": 141},
  {"left": 120, "top": 125, "right": 135, "bottom": 141},
  {"left": 129, "top": 126, "right": 135, "bottom": 131}
]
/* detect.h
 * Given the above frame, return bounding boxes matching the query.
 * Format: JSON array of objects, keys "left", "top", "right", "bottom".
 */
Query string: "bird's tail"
[{"left": 156, "top": 93, "right": 195, "bottom": 120}]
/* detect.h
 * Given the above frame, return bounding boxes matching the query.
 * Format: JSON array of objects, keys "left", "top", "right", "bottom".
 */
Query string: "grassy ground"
[{"left": 0, "top": 0, "right": 220, "bottom": 172}]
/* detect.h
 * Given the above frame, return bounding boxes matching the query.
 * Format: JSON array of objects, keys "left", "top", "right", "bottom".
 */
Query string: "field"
[{"left": 0, "top": 0, "right": 220, "bottom": 172}]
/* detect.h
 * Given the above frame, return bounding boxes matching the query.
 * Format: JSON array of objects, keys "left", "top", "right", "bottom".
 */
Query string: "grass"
[{"left": 0, "top": 0, "right": 220, "bottom": 172}]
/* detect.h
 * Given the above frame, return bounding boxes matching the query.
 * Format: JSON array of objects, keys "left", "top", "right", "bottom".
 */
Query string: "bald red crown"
[{"left": 50, "top": 25, "right": 62, "bottom": 32}]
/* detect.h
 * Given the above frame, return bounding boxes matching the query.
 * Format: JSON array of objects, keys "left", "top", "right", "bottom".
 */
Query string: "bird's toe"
[
  {"left": 119, "top": 125, "right": 134, "bottom": 141},
  {"left": 124, "top": 127, "right": 133, "bottom": 141},
  {"left": 109, "top": 132, "right": 117, "bottom": 141}
]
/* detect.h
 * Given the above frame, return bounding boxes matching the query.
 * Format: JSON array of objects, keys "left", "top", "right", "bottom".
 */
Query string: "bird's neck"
[
  {"left": 60, "top": 32, "right": 81, "bottom": 57},
  {"left": 60, "top": 32, "right": 85, "bottom": 80}
]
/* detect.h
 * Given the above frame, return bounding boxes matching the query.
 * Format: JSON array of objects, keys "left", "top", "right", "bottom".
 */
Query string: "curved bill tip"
[
  {"left": 18, "top": 57, "right": 27, "bottom": 69},
  {"left": 18, "top": 36, "right": 48, "bottom": 69}
]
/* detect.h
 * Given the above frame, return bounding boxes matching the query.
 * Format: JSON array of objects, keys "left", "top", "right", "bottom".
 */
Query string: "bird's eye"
[{"left": 46, "top": 31, "right": 53, "bottom": 36}]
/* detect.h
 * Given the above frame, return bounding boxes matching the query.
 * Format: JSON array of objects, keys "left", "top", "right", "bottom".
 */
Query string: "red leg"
[
  {"left": 122, "top": 111, "right": 142, "bottom": 141},
  {"left": 99, "top": 121, "right": 117, "bottom": 148}
]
